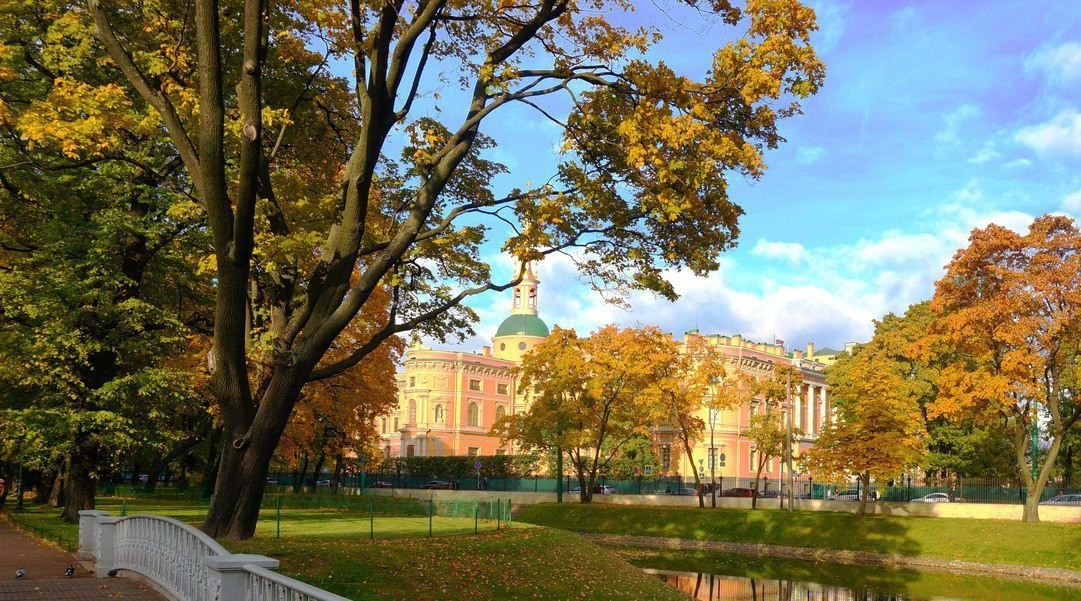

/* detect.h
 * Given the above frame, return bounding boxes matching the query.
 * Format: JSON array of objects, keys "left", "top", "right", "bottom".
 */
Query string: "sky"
[{"left": 410, "top": 0, "right": 1081, "bottom": 353}]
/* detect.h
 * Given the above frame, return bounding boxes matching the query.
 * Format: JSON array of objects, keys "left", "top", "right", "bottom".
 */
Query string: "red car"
[{"left": 722, "top": 487, "right": 757, "bottom": 498}]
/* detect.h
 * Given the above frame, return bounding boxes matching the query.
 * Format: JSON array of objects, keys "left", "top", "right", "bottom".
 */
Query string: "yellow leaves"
[{"left": 18, "top": 78, "right": 140, "bottom": 158}]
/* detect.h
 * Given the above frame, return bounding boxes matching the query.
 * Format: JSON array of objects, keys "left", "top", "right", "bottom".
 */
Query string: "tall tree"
[
  {"left": 648, "top": 337, "right": 725, "bottom": 508},
  {"left": 87, "top": 0, "right": 824, "bottom": 537},
  {"left": 497, "top": 325, "right": 671, "bottom": 502},
  {"left": 705, "top": 369, "right": 755, "bottom": 507},
  {"left": 806, "top": 340, "right": 926, "bottom": 515},
  {"left": 0, "top": 0, "right": 212, "bottom": 520},
  {"left": 925, "top": 215, "right": 1081, "bottom": 522}
]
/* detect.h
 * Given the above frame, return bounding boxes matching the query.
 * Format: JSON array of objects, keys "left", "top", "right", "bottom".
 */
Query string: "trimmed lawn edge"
[{"left": 586, "top": 533, "right": 1081, "bottom": 587}]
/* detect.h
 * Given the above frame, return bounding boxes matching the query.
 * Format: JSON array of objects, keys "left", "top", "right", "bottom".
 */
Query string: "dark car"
[
  {"left": 666, "top": 487, "right": 699, "bottom": 496},
  {"left": 721, "top": 487, "right": 757, "bottom": 498},
  {"left": 420, "top": 480, "right": 455, "bottom": 490},
  {"left": 369, "top": 480, "right": 393, "bottom": 489},
  {"left": 757, "top": 489, "right": 782, "bottom": 499}
]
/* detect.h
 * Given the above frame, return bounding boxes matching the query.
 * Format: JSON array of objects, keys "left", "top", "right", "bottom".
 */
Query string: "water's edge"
[{"left": 583, "top": 533, "right": 1081, "bottom": 588}]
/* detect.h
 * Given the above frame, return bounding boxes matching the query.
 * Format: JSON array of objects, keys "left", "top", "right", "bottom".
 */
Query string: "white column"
[
  {"left": 78, "top": 510, "right": 108, "bottom": 560},
  {"left": 94, "top": 516, "right": 122, "bottom": 577},
  {"left": 204, "top": 554, "right": 280, "bottom": 600}
]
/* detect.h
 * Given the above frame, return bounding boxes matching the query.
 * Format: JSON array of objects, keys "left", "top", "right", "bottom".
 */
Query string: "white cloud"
[
  {"left": 808, "top": 1, "right": 849, "bottom": 53},
  {"left": 1064, "top": 190, "right": 1081, "bottom": 214},
  {"left": 1015, "top": 109, "right": 1081, "bottom": 157},
  {"left": 796, "top": 146, "right": 826, "bottom": 164},
  {"left": 967, "top": 145, "right": 1000, "bottom": 164},
  {"left": 752, "top": 239, "right": 807, "bottom": 263},
  {"left": 1003, "top": 158, "right": 1033, "bottom": 169},
  {"left": 935, "top": 103, "right": 981, "bottom": 145},
  {"left": 1026, "top": 41, "right": 1081, "bottom": 85}
]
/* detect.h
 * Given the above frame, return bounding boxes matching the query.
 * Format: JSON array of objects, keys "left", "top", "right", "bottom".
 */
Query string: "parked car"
[
  {"left": 721, "top": 487, "right": 756, "bottom": 498},
  {"left": 757, "top": 490, "right": 782, "bottom": 499},
  {"left": 265, "top": 478, "right": 279, "bottom": 485},
  {"left": 912, "top": 492, "right": 953, "bottom": 503},
  {"left": 666, "top": 487, "right": 698, "bottom": 496},
  {"left": 369, "top": 480, "right": 393, "bottom": 489},
  {"left": 1041, "top": 494, "right": 1081, "bottom": 506},
  {"left": 420, "top": 480, "right": 455, "bottom": 490},
  {"left": 568, "top": 484, "right": 618, "bottom": 495},
  {"left": 833, "top": 489, "right": 861, "bottom": 501},
  {"left": 316, "top": 479, "right": 332, "bottom": 487}
]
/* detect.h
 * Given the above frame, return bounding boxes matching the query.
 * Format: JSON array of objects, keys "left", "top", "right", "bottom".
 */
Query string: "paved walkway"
[{"left": 0, "top": 515, "right": 165, "bottom": 600}]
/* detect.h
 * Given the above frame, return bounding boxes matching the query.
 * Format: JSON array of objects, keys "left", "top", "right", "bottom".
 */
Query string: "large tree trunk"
[
  {"left": 201, "top": 426, "right": 223, "bottom": 499},
  {"left": 61, "top": 454, "right": 96, "bottom": 522},
  {"left": 202, "top": 431, "right": 278, "bottom": 538},
  {"left": 310, "top": 450, "right": 327, "bottom": 488},
  {"left": 48, "top": 468, "right": 64, "bottom": 507},
  {"left": 857, "top": 472, "right": 870, "bottom": 516}
]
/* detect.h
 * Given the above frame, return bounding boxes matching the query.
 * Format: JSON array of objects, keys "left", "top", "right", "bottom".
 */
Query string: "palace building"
[{"left": 378, "top": 261, "right": 836, "bottom": 482}]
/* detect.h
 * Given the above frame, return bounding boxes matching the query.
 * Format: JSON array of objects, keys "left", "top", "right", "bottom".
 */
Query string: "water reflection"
[{"left": 645, "top": 569, "right": 955, "bottom": 601}]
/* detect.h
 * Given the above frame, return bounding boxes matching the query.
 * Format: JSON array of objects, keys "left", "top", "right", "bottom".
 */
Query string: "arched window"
[
  {"left": 528, "top": 287, "right": 537, "bottom": 309},
  {"left": 495, "top": 405, "right": 506, "bottom": 421},
  {"left": 408, "top": 399, "right": 417, "bottom": 423},
  {"left": 434, "top": 404, "right": 445, "bottom": 423},
  {"left": 513, "top": 289, "right": 521, "bottom": 309},
  {"left": 467, "top": 402, "right": 479, "bottom": 427}
]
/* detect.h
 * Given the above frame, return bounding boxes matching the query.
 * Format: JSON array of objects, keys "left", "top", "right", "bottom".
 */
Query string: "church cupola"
[{"left": 493, "top": 260, "right": 549, "bottom": 361}]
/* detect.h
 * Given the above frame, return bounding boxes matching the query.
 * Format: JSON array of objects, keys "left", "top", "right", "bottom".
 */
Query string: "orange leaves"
[
  {"left": 19, "top": 79, "right": 141, "bottom": 158},
  {"left": 927, "top": 215, "right": 1081, "bottom": 425}
]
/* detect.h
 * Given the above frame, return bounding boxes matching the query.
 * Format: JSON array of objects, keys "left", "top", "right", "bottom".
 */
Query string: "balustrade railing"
[{"left": 79, "top": 510, "right": 350, "bottom": 601}]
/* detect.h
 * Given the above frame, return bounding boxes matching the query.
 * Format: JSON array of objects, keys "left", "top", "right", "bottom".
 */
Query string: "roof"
[
  {"left": 494, "top": 314, "right": 550, "bottom": 338},
  {"left": 815, "top": 347, "right": 843, "bottom": 355}
]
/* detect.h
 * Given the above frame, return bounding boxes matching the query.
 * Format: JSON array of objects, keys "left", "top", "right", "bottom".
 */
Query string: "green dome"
[{"left": 494, "top": 314, "right": 549, "bottom": 338}]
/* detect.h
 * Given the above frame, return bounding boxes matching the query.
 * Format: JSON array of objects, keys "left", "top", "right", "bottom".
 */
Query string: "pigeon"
[
  {"left": 15, "top": 568, "right": 25, "bottom": 579},
  {"left": 107, "top": 569, "right": 118, "bottom": 577},
  {"left": 65, "top": 565, "right": 75, "bottom": 578}
]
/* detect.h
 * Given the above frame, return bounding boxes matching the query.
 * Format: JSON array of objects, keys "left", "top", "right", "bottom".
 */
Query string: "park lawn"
[
  {"left": 6, "top": 500, "right": 686, "bottom": 601},
  {"left": 227, "top": 527, "right": 687, "bottom": 601},
  {"left": 618, "top": 548, "right": 1081, "bottom": 601},
  {"left": 515, "top": 503, "right": 1081, "bottom": 571}
]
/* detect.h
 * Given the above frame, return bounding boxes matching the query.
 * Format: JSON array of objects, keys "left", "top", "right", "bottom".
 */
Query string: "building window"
[
  {"left": 467, "top": 402, "right": 479, "bottom": 427},
  {"left": 495, "top": 405, "right": 506, "bottom": 421},
  {"left": 749, "top": 402, "right": 757, "bottom": 419},
  {"left": 393, "top": 417, "right": 398, "bottom": 431},
  {"left": 469, "top": 379, "right": 482, "bottom": 392},
  {"left": 518, "top": 342, "right": 527, "bottom": 350},
  {"left": 500, "top": 343, "right": 506, "bottom": 351},
  {"left": 381, "top": 418, "right": 387, "bottom": 434},
  {"left": 408, "top": 399, "right": 417, "bottom": 423},
  {"left": 498, "top": 383, "right": 509, "bottom": 395},
  {"left": 661, "top": 445, "right": 671, "bottom": 471},
  {"left": 750, "top": 448, "right": 757, "bottom": 470},
  {"left": 496, "top": 449, "right": 506, "bottom": 456},
  {"left": 409, "top": 376, "right": 415, "bottom": 388},
  {"left": 406, "top": 445, "right": 415, "bottom": 457},
  {"left": 468, "top": 447, "right": 480, "bottom": 457},
  {"left": 434, "top": 404, "right": 445, "bottom": 423},
  {"left": 528, "top": 287, "right": 537, "bottom": 309}
]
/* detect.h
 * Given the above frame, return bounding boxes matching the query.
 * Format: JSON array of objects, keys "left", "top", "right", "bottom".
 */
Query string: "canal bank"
[{"left": 587, "top": 533, "right": 1081, "bottom": 587}]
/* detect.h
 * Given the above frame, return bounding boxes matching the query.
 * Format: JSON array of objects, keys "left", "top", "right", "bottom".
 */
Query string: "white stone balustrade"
[{"left": 79, "top": 510, "right": 351, "bottom": 601}]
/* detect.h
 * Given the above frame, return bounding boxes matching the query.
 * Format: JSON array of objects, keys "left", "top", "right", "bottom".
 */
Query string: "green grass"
[
  {"left": 515, "top": 503, "right": 1081, "bottom": 571},
  {"left": 5, "top": 498, "right": 684, "bottom": 601},
  {"left": 227, "top": 527, "right": 686, "bottom": 601},
  {"left": 619, "top": 548, "right": 1081, "bottom": 601}
]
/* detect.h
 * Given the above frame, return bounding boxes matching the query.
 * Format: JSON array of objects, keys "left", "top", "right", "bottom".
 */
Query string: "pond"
[{"left": 620, "top": 549, "right": 1081, "bottom": 601}]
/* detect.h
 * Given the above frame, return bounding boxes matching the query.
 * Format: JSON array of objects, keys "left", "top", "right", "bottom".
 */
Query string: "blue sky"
[{"left": 408, "top": 1, "right": 1081, "bottom": 352}]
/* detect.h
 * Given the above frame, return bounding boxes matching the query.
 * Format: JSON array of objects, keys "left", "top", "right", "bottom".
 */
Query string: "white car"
[
  {"left": 912, "top": 492, "right": 957, "bottom": 503},
  {"left": 1041, "top": 494, "right": 1081, "bottom": 506}
]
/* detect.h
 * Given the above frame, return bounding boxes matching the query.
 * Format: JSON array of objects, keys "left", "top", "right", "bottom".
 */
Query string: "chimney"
[
  {"left": 732, "top": 334, "right": 742, "bottom": 346},
  {"left": 482, "top": 345, "right": 491, "bottom": 357},
  {"left": 806, "top": 342, "right": 815, "bottom": 358},
  {"left": 793, "top": 350, "right": 804, "bottom": 359}
]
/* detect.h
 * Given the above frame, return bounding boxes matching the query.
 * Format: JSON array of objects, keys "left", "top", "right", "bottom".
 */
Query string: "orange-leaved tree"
[
  {"left": 806, "top": 337, "right": 926, "bottom": 516},
  {"left": 925, "top": 215, "right": 1081, "bottom": 522},
  {"left": 497, "top": 325, "right": 671, "bottom": 503}
]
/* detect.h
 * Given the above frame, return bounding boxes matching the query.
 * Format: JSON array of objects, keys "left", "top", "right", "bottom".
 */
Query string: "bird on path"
[
  {"left": 65, "top": 565, "right": 75, "bottom": 577},
  {"left": 15, "top": 568, "right": 25, "bottom": 579}
]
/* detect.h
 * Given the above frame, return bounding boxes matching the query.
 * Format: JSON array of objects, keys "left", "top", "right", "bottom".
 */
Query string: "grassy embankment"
[
  {"left": 515, "top": 503, "right": 1081, "bottom": 570},
  {"left": 620, "top": 548, "right": 1081, "bottom": 601},
  {"left": 4, "top": 498, "right": 685, "bottom": 601}
]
